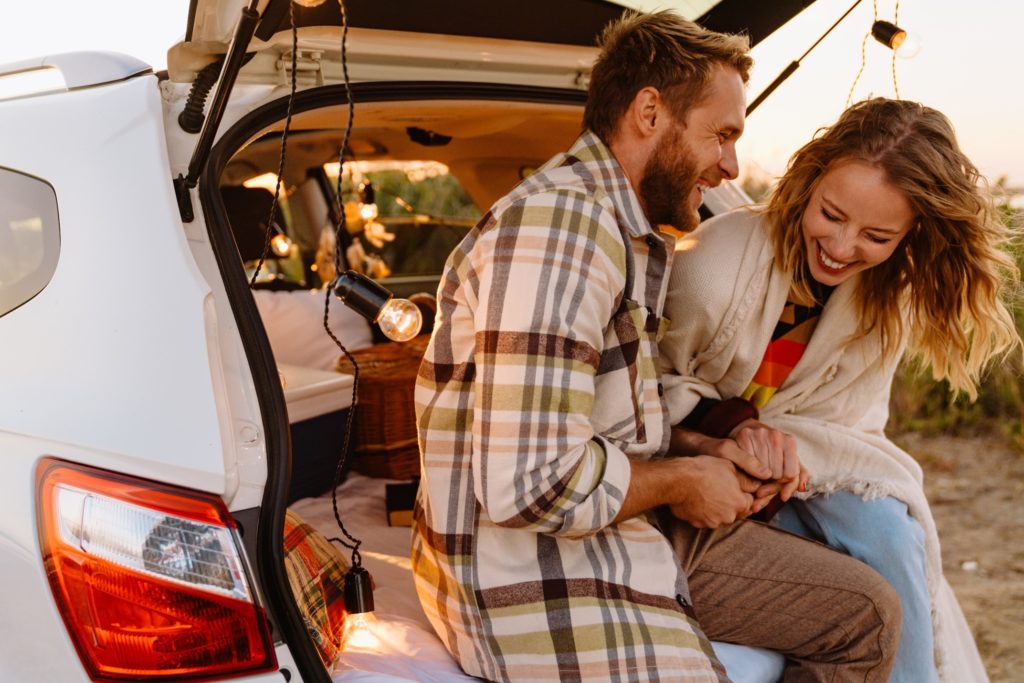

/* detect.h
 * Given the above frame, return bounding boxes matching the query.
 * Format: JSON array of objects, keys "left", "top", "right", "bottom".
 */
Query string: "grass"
[
  {"left": 888, "top": 362, "right": 1024, "bottom": 450},
  {"left": 888, "top": 201, "right": 1024, "bottom": 450}
]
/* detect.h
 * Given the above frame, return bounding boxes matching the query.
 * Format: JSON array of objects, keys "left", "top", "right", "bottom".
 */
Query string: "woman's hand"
[{"left": 729, "top": 419, "right": 808, "bottom": 501}]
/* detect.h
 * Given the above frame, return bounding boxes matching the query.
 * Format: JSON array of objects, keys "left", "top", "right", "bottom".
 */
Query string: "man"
[{"left": 412, "top": 11, "right": 900, "bottom": 682}]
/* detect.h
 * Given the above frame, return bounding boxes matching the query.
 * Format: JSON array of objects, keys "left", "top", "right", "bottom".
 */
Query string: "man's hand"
[
  {"left": 666, "top": 456, "right": 760, "bottom": 528},
  {"left": 669, "top": 427, "right": 772, "bottom": 480},
  {"left": 730, "top": 419, "right": 807, "bottom": 502}
]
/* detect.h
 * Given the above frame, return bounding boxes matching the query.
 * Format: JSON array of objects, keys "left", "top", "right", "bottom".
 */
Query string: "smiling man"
[{"left": 411, "top": 11, "right": 900, "bottom": 682}]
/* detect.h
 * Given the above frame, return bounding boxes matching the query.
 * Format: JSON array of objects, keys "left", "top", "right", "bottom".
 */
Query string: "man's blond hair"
[{"left": 583, "top": 11, "right": 752, "bottom": 141}]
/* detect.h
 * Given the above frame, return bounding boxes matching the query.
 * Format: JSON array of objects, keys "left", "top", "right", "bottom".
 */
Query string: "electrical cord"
[
  {"left": 322, "top": 0, "right": 365, "bottom": 567},
  {"left": 846, "top": 0, "right": 877, "bottom": 107},
  {"left": 847, "top": 0, "right": 903, "bottom": 105},
  {"left": 250, "top": 0, "right": 299, "bottom": 286},
  {"left": 891, "top": 0, "right": 901, "bottom": 99}
]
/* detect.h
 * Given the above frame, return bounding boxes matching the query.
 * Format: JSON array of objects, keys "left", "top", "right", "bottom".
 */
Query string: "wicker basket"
[{"left": 335, "top": 337, "right": 429, "bottom": 479}]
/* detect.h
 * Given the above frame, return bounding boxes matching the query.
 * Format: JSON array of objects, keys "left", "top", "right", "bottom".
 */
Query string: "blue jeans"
[{"left": 774, "top": 491, "right": 937, "bottom": 683}]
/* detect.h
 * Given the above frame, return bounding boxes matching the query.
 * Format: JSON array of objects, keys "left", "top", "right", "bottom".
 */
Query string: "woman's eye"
[
  {"left": 821, "top": 208, "right": 840, "bottom": 222},
  {"left": 866, "top": 234, "right": 892, "bottom": 245}
]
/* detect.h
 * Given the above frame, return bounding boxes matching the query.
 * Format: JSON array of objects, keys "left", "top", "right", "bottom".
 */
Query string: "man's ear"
[{"left": 628, "top": 86, "right": 664, "bottom": 140}]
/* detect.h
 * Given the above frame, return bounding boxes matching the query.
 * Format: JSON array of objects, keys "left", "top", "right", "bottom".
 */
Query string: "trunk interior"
[{"left": 201, "top": 83, "right": 589, "bottom": 681}]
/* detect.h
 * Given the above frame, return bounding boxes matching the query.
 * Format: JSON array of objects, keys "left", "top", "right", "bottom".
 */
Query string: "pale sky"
[{"left": 3, "top": 1, "right": 1020, "bottom": 188}]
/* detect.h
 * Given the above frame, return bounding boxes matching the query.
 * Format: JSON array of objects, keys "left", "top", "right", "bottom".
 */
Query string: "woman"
[{"left": 659, "top": 98, "right": 1020, "bottom": 682}]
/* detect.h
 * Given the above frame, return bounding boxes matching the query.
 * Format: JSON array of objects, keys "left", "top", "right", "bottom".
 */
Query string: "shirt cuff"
[{"left": 681, "top": 396, "right": 759, "bottom": 439}]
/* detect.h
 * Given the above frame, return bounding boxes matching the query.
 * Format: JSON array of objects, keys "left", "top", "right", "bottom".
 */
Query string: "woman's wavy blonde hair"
[{"left": 763, "top": 98, "right": 1021, "bottom": 399}]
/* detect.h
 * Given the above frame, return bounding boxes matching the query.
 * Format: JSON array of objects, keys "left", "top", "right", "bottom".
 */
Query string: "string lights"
[
  {"left": 847, "top": 0, "right": 917, "bottom": 106},
  {"left": 247, "top": 0, "right": 387, "bottom": 626}
]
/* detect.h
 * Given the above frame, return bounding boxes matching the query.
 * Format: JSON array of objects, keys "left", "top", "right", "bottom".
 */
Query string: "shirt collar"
[{"left": 562, "top": 131, "right": 655, "bottom": 238}]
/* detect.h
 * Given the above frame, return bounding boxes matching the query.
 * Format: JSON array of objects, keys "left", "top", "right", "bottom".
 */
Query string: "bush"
[{"left": 888, "top": 200, "right": 1024, "bottom": 450}]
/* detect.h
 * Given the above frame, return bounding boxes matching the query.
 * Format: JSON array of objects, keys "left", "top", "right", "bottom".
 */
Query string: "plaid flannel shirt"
[{"left": 411, "top": 132, "right": 726, "bottom": 682}]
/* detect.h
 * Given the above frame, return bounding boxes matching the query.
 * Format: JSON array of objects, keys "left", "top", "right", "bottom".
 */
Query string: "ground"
[{"left": 897, "top": 432, "right": 1024, "bottom": 682}]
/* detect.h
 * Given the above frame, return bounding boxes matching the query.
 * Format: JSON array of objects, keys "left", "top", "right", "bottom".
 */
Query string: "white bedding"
[{"left": 290, "top": 474, "right": 784, "bottom": 683}]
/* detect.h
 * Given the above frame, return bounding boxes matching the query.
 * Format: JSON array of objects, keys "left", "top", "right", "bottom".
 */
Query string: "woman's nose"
[{"left": 823, "top": 235, "right": 856, "bottom": 261}]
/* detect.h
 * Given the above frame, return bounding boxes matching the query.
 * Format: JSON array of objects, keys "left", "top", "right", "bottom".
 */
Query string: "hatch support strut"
[{"left": 174, "top": 0, "right": 262, "bottom": 222}]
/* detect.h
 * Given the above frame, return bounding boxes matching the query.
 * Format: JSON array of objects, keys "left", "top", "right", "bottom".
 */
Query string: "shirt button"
[{"left": 645, "top": 235, "right": 658, "bottom": 248}]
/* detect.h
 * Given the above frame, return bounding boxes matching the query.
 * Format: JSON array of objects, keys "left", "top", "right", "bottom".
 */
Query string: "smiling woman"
[
  {"left": 660, "top": 97, "right": 1021, "bottom": 683},
  {"left": 801, "top": 159, "right": 916, "bottom": 286}
]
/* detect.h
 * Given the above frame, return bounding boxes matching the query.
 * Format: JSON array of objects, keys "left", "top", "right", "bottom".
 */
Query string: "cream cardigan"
[{"left": 659, "top": 208, "right": 987, "bottom": 682}]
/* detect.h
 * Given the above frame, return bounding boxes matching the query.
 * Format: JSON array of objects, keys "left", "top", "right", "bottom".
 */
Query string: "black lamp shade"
[
  {"left": 333, "top": 270, "right": 391, "bottom": 322},
  {"left": 871, "top": 20, "right": 906, "bottom": 50},
  {"left": 358, "top": 181, "right": 375, "bottom": 205},
  {"left": 344, "top": 565, "right": 375, "bottom": 615}
]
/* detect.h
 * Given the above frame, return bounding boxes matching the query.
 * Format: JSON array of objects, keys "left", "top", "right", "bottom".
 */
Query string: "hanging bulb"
[
  {"left": 270, "top": 232, "right": 293, "bottom": 257},
  {"left": 292, "top": 0, "right": 327, "bottom": 7},
  {"left": 339, "top": 563, "right": 377, "bottom": 649},
  {"left": 340, "top": 611, "right": 381, "bottom": 651},
  {"left": 894, "top": 32, "right": 921, "bottom": 59},
  {"left": 333, "top": 270, "right": 423, "bottom": 341},
  {"left": 358, "top": 181, "right": 378, "bottom": 221},
  {"left": 376, "top": 298, "right": 423, "bottom": 342},
  {"left": 359, "top": 203, "right": 379, "bottom": 221},
  {"left": 871, "top": 20, "right": 921, "bottom": 58}
]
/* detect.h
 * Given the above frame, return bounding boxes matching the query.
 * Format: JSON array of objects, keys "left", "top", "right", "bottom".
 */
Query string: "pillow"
[
  {"left": 283, "top": 509, "right": 351, "bottom": 666},
  {"left": 254, "top": 288, "right": 374, "bottom": 371}
]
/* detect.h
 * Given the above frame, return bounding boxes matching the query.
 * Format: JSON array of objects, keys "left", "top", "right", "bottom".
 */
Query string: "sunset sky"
[{"left": 3, "top": 1, "right": 1019, "bottom": 189}]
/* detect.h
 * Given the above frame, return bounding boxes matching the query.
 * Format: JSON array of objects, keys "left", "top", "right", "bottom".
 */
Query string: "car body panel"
[
  {"left": 0, "top": 76, "right": 241, "bottom": 496},
  {"left": 0, "top": 51, "right": 151, "bottom": 93}
]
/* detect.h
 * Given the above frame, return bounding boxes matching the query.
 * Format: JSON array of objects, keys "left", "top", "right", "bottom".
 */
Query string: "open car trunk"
[{"left": 171, "top": 1, "right": 822, "bottom": 680}]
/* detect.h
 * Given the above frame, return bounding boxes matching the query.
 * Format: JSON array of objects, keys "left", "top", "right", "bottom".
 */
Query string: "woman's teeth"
[{"left": 818, "top": 244, "right": 850, "bottom": 270}]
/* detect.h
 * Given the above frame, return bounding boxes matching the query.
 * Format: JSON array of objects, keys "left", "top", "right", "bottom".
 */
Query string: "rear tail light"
[{"left": 36, "top": 458, "right": 277, "bottom": 680}]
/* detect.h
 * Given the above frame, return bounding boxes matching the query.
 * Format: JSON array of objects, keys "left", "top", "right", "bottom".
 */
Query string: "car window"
[
  {"left": 325, "top": 161, "right": 479, "bottom": 282},
  {"left": 0, "top": 167, "right": 60, "bottom": 318}
]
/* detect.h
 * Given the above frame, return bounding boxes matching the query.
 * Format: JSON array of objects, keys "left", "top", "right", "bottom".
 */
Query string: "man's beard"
[{"left": 638, "top": 130, "right": 701, "bottom": 232}]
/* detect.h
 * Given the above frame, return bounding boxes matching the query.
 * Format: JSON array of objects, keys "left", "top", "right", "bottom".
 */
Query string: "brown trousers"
[{"left": 666, "top": 518, "right": 901, "bottom": 682}]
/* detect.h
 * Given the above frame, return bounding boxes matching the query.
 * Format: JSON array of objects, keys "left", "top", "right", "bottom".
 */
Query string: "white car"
[{"left": 0, "top": 1, "right": 821, "bottom": 681}]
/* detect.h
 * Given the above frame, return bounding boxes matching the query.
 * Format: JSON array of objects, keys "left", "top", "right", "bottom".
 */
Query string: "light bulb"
[
  {"left": 292, "top": 0, "right": 327, "bottom": 7},
  {"left": 359, "top": 202, "right": 379, "bottom": 221},
  {"left": 340, "top": 611, "right": 381, "bottom": 651},
  {"left": 270, "top": 233, "right": 293, "bottom": 257},
  {"left": 333, "top": 270, "right": 422, "bottom": 340},
  {"left": 871, "top": 20, "right": 921, "bottom": 59},
  {"left": 376, "top": 297, "right": 423, "bottom": 342},
  {"left": 894, "top": 32, "right": 921, "bottom": 59}
]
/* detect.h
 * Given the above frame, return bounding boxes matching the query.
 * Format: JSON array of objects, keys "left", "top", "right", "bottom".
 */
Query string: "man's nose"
[{"left": 719, "top": 143, "right": 739, "bottom": 181}]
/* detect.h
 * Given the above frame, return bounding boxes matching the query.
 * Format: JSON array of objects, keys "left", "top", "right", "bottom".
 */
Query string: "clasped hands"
[{"left": 667, "top": 419, "right": 810, "bottom": 528}]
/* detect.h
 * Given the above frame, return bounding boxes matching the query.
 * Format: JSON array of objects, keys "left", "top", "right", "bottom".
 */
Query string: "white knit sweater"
[{"left": 659, "top": 208, "right": 987, "bottom": 682}]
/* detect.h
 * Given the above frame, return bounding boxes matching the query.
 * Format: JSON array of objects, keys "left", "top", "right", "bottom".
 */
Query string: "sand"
[{"left": 898, "top": 432, "right": 1024, "bottom": 682}]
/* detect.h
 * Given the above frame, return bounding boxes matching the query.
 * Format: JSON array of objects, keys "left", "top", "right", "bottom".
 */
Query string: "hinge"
[
  {"left": 278, "top": 49, "right": 324, "bottom": 87},
  {"left": 174, "top": 174, "right": 195, "bottom": 223}
]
